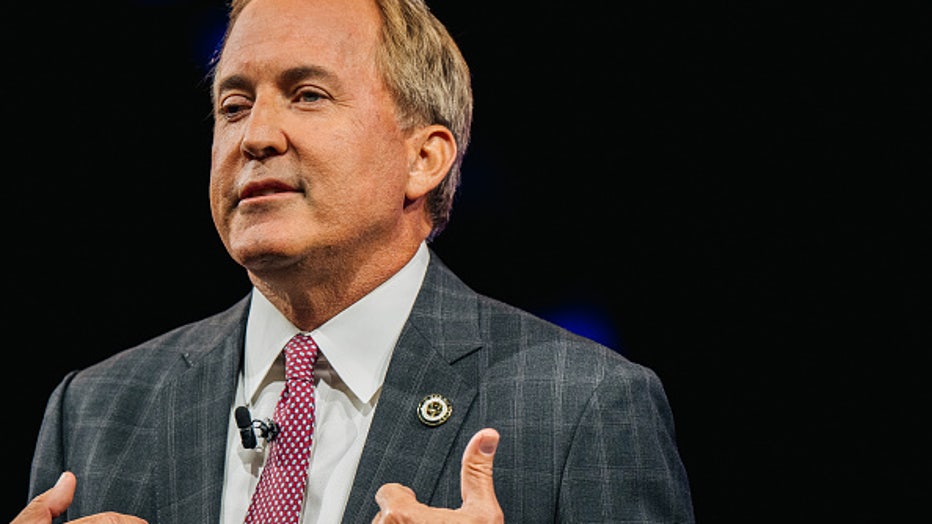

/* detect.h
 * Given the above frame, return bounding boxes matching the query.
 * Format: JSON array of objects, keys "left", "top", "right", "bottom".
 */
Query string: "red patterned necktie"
[{"left": 244, "top": 333, "right": 320, "bottom": 524}]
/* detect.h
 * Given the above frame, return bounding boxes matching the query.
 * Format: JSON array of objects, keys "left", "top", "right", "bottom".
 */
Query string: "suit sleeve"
[
  {"left": 28, "top": 371, "right": 77, "bottom": 503},
  {"left": 558, "top": 364, "right": 695, "bottom": 523}
]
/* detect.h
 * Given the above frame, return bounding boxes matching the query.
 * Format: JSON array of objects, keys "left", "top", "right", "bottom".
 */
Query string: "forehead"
[{"left": 216, "top": 0, "right": 382, "bottom": 82}]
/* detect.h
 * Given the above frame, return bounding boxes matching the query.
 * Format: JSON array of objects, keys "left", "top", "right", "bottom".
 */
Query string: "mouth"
[{"left": 238, "top": 179, "right": 302, "bottom": 203}]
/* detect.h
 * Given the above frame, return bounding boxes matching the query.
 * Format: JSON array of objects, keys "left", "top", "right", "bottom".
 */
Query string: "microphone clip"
[{"left": 254, "top": 418, "right": 281, "bottom": 443}]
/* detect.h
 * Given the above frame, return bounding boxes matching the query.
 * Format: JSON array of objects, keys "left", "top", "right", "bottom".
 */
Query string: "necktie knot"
[{"left": 284, "top": 333, "right": 318, "bottom": 382}]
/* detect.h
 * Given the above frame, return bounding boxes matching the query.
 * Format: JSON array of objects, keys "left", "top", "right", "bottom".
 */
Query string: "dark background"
[{"left": 2, "top": 1, "right": 925, "bottom": 522}]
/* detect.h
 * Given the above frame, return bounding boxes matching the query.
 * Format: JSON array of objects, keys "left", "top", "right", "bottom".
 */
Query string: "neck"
[{"left": 247, "top": 242, "right": 422, "bottom": 331}]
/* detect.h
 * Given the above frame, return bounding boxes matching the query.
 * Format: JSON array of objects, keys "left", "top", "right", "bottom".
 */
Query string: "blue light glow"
[{"left": 540, "top": 304, "right": 622, "bottom": 352}]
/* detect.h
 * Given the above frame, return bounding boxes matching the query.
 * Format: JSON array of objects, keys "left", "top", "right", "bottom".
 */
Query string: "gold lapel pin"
[{"left": 417, "top": 393, "right": 453, "bottom": 427}]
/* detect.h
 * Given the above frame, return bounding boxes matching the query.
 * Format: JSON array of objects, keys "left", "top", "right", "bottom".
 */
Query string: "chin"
[{"left": 230, "top": 240, "right": 303, "bottom": 270}]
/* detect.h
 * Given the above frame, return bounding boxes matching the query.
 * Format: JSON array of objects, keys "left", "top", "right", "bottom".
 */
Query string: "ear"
[{"left": 405, "top": 124, "right": 457, "bottom": 201}]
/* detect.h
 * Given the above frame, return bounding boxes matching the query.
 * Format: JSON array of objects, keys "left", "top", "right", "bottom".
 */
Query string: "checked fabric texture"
[{"left": 244, "top": 333, "right": 320, "bottom": 524}]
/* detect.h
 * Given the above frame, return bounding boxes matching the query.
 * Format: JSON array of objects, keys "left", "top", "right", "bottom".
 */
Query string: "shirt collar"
[{"left": 243, "top": 242, "right": 430, "bottom": 404}]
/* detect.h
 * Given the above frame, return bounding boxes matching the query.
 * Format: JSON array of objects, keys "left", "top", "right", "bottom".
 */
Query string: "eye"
[
  {"left": 295, "top": 88, "right": 326, "bottom": 105},
  {"left": 218, "top": 94, "right": 252, "bottom": 121}
]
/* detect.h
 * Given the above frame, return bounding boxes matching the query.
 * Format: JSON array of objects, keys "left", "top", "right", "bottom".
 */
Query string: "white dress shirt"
[{"left": 220, "top": 243, "right": 430, "bottom": 524}]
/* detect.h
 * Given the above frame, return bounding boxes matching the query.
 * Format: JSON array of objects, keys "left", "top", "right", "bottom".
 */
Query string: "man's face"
[{"left": 209, "top": 0, "right": 413, "bottom": 277}]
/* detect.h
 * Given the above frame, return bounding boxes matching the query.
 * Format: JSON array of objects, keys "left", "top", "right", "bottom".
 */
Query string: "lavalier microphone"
[{"left": 234, "top": 405, "right": 280, "bottom": 449}]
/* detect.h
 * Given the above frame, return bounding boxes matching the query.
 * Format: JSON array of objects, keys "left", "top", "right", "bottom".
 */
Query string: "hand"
[
  {"left": 12, "top": 471, "right": 147, "bottom": 524},
  {"left": 372, "top": 427, "right": 504, "bottom": 523}
]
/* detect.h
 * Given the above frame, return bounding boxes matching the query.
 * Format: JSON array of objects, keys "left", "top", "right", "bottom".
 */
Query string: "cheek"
[
  {"left": 208, "top": 170, "right": 224, "bottom": 214},
  {"left": 210, "top": 126, "right": 242, "bottom": 185},
  {"left": 209, "top": 138, "right": 237, "bottom": 230},
  {"left": 324, "top": 129, "right": 409, "bottom": 203},
  {"left": 359, "top": 127, "right": 412, "bottom": 190},
  {"left": 207, "top": 175, "right": 229, "bottom": 243},
  {"left": 211, "top": 126, "right": 237, "bottom": 169},
  {"left": 350, "top": 154, "right": 409, "bottom": 209}
]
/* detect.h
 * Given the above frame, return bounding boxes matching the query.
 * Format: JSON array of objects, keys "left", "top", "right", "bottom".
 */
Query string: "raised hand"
[
  {"left": 12, "top": 472, "right": 147, "bottom": 524},
  {"left": 372, "top": 428, "right": 504, "bottom": 524}
]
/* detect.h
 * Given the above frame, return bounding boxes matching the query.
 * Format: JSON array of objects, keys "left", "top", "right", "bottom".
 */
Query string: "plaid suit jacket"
[{"left": 28, "top": 250, "right": 694, "bottom": 522}]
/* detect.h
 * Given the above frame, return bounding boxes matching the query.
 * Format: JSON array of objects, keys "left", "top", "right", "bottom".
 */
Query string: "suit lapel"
[
  {"left": 140, "top": 257, "right": 481, "bottom": 522},
  {"left": 342, "top": 253, "right": 483, "bottom": 523},
  {"left": 155, "top": 299, "right": 249, "bottom": 523}
]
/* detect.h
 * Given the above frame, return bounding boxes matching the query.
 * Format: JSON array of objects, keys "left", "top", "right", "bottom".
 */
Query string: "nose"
[{"left": 240, "top": 97, "right": 288, "bottom": 160}]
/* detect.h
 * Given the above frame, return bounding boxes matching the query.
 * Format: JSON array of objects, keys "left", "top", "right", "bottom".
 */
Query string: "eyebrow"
[
  {"left": 281, "top": 65, "right": 337, "bottom": 88},
  {"left": 215, "top": 65, "right": 339, "bottom": 97}
]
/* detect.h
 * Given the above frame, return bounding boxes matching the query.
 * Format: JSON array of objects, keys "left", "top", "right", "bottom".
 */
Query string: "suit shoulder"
[
  {"left": 476, "top": 292, "right": 650, "bottom": 373},
  {"left": 69, "top": 295, "right": 250, "bottom": 386},
  {"left": 424, "top": 254, "right": 645, "bottom": 375}
]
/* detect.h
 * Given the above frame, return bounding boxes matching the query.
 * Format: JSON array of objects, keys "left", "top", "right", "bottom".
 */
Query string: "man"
[{"left": 17, "top": 0, "right": 694, "bottom": 522}]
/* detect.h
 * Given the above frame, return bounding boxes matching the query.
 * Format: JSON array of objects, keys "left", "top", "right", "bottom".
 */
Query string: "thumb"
[
  {"left": 459, "top": 428, "right": 500, "bottom": 510},
  {"left": 13, "top": 471, "right": 76, "bottom": 523}
]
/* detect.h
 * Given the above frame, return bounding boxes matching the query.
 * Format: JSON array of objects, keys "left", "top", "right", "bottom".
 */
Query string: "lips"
[{"left": 238, "top": 179, "right": 301, "bottom": 202}]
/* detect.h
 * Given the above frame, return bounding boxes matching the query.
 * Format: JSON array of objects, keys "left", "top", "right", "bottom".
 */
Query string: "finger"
[
  {"left": 372, "top": 482, "right": 420, "bottom": 522},
  {"left": 70, "top": 512, "right": 148, "bottom": 523},
  {"left": 375, "top": 482, "right": 417, "bottom": 506},
  {"left": 459, "top": 428, "right": 500, "bottom": 509},
  {"left": 12, "top": 471, "right": 77, "bottom": 523}
]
